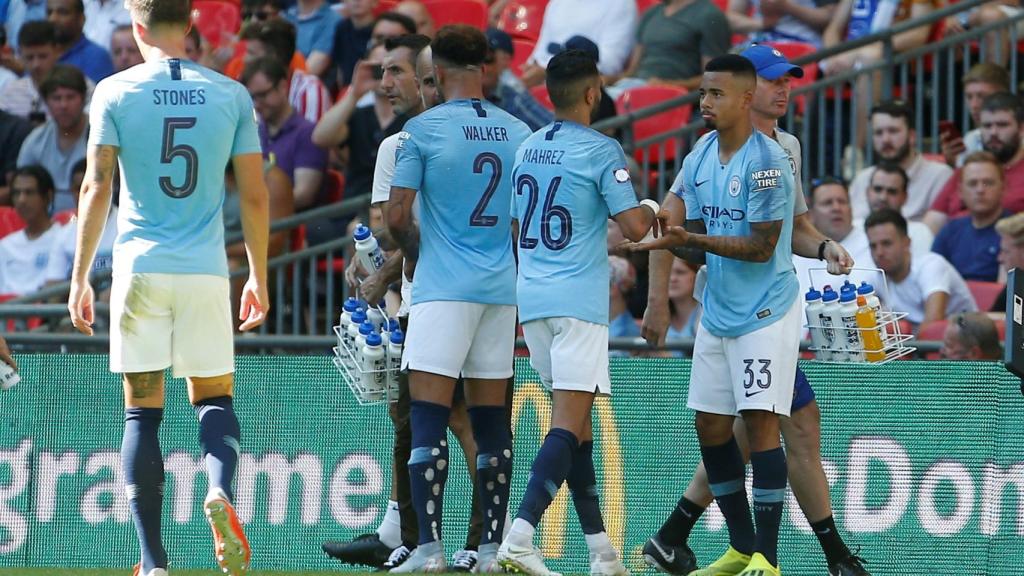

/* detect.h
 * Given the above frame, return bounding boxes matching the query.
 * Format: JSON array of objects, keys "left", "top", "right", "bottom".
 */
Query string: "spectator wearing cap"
[
  {"left": 521, "top": 0, "right": 637, "bottom": 87},
  {"left": 16, "top": 63, "right": 87, "bottom": 212},
  {"left": 611, "top": 0, "right": 730, "bottom": 92},
  {"left": 482, "top": 28, "right": 553, "bottom": 131},
  {"left": 82, "top": 0, "right": 131, "bottom": 53},
  {"left": 47, "top": 0, "right": 113, "bottom": 82},
  {"left": 939, "top": 312, "right": 1002, "bottom": 360},
  {"left": 240, "top": 18, "right": 331, "bottom": 122},
  {"left": 283, "top": 0, "right": 341, "bottom": 77}
]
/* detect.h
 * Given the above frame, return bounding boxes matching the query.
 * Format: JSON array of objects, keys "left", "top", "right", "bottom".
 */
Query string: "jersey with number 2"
[
  {"left": 391, "top": 98, "right": 531, "bottom": 306},
  {"left": 89, "top": 58, "right": 262, "bottom": 278}
]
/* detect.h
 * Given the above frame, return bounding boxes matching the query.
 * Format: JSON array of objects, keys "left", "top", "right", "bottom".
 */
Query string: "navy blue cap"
[
  {"left": 740, "top": 44, "right": 804, "bottom": 80},
  {"left": 548, "top": 35, "right": 599, "bottom": 62},
  {"left": 486, "top": 27, "right": 514, "bottom": 56}
]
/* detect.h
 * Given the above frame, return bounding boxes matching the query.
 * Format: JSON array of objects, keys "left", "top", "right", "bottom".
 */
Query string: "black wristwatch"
[{"left": 817, "top": 239, "right": 833, "bottom": 261}]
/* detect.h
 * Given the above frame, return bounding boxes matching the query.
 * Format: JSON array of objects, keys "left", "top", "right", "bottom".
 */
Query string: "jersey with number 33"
[
  {"left": 392, "top": 98, "right": 531, "bottom": 306},
  {"left": 89, "top": 58, "right": 262, "bottom": 278}
]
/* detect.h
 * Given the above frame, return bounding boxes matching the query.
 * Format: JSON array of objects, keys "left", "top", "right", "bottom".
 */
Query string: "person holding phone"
[{"left": 939, "top": 63, "right": 1010, "bottom": 168}]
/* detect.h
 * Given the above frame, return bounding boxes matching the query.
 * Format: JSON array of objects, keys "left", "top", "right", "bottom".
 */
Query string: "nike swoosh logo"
[
  {"left": 651, "top": 539, "right": 675, "bottom": 563},
  {"left": 696, "top": 179, "right": 710, "bottom": 187},
  {"left": 817, "top": 528, "right": 831, "bottom": 534},
  {"left": 745, "top": 389, "right": 765, "bottom": 398}
]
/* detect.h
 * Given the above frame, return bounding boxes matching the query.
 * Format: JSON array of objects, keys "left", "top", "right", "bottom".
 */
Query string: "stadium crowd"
[{"left": 0, "top": 0, "right": 1018, "bottom": 356}]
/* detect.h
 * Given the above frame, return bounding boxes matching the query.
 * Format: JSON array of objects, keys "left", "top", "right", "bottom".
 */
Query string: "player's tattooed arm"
[
  {"left": 386, "top": 186, "right": 420, "bottom": 263},
  {"left": 687, "top": 219, "right": 782, "bottom": 262},
  {"left": 72, "top": 145, "right": 118, "bottom": 283},
  {"left": 668, "top": 219, "right": 708, "bottom": 265}
]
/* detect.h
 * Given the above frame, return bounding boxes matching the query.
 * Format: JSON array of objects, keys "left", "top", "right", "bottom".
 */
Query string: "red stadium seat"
[
  {"left": 423, "top": 0, "right": 488, "bottom": 30},
  {"left": 615, "top": 85, "right": 691, "bottom": 164},
  {"left": 53, "top": 209, "right": 75, "bottom": 225},
  {"left": 966, "top": 280, "right": 1004, "bottom": 312},
  {"left": 374, "top": 0, "right": 398, "bottom": 15},
  {"left": 510, "top": 38, "right": 537, "bottom": 77},
  {"left": 530, "top": 84, "right": 554, "bottom": 111},
  {"left": 191, "top": 0, "right": 242, "bottom": 48},
  {"left": 918, "top": 320, "right": 947, "bottom": 359},
  {"left": 762, "top": 41, "right": 818, "bottom": 115},
  {"left": 636, "top": 0, "right": 660, "bottom": 13},
  {"left": 497, "top": 1, "right": 546, "bottom": 41},
  {"left": 0, "top": 207, "right": 25, "bottom": 239}
]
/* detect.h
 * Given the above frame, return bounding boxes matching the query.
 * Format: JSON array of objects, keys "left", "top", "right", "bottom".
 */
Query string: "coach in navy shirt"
[{"left": 932, "top": 151, "right": 1007, "bottom": 282}]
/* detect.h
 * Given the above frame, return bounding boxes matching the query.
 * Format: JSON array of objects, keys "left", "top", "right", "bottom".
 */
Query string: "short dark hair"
[
  {"left": 376, "top": 12, "right": 417, "bottom": 35},
  {"left": 112, "top": 23, "right": 134, "bottom": 36},
  {"left": 864, "top": 207, "right": 908, "bottom": 237},
  {"left": 185, "top": 24, "right": 201, "bottom": 49},
  {"left": 40, "top": 64, "right": 87, "bottom": 99},
  {"left": 871, "top": 161, "right": 909, "bottom": 193},
  {"left": 241, "top": 55, "right": 289, "bottom": 87},
  {"left": 808, "top": 176, "right": 847, "bottom": 205},
  {"left": 704, "top": 54, "right": 756, "bottom": 82},
  {"left": 961, "top": 150, "right": 1005, "bottom": 181},
  {"left": 64, "top": 0, "right": 85, "bottom": 14},
  {"left": 12, "top": 165, "right": 56, "bottom": 200},
  {"left": 870, "top": 100, "right": 915, "bottom": 130},
  {"left": 431, "top": 24, "right": 488, "bottom": 68},
  {"left": 546, "top": 49, "right": 599, "bottom": 110},
  {"left": 384, "top": 33, "right": 432, "bottom": 64},
  {"left": 125, "top": 0, "right": 192, "bottom": 29},
  {"left": 18, "top": 20, "right": 57, "bottom": 49},
  {"left": 240, "top": 18, "right": 296, "bottom": 65},
  {"left": 981, "top": 91, "right": 1024, "bottom": 123}
]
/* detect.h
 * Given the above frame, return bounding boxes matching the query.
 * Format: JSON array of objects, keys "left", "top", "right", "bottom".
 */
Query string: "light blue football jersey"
[
  {"left": 512, "top": 120, "right": 638, "bottom": 325},
  {"left": 670, "top": 129, "right": 798, "bottom": 338},
  {"left": 392, "top": 98, "right": 531, "bottom": 306},
  {"left": 89, "top": 58, "right": 262, "bottom": 277}
]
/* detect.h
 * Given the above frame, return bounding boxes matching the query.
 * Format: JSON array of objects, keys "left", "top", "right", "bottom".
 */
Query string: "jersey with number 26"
[
  {"left": 670, "top": 129, "right": 798, "bottom": 338},
  {"left": 392, "top": 98, "right": 531, "bottom": 306},
  {"left": 512, "top": 120, "right": 638, "bottom": 326},
  {"left": 89, "top": 58, "right": 262, "bottom": 278}
]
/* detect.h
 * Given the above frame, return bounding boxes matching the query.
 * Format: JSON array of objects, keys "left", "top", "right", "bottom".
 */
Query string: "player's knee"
[
  {"left": 695, "top": 412, "right": 733, "bottom": 443},
  {"left": 123, "top": 371, "right": 165, "bottom": 407},
  {"left": 187, "top": 374, "right": 234, "bottom": 405}
]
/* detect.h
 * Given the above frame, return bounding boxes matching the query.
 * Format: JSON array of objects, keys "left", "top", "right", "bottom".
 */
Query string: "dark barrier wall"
[{"left": 0, "top": 356, "right": 1022, "bottom": 574}]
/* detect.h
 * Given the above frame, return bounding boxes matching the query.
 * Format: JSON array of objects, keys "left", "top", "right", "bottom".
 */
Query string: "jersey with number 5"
[
  {"left": 89, "top": 58, "right": 262, "bottom": 278},
  {"left": 392, "top": 98, "right": 531, "bottom": 306}
]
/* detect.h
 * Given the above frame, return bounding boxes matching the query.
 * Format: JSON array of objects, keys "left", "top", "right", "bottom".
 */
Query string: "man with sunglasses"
[
  {"left": 637, "top": 46, "right": 869, "bottom": 576},
  {"left": 242, "top": 0, "right": 283, "bottom": 23}
]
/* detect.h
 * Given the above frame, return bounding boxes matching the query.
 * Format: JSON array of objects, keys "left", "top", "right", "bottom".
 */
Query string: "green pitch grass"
[{"left": 0, "top": 571, "right": 379, "bottom": 576}]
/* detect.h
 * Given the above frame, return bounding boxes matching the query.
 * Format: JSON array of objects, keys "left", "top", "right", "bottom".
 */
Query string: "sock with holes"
[
  {"left": 468, "top": 405, "right": 513, "bottom": 546},
  {"left": 408, "top": 400, "right": 451, "bottom": 545}
]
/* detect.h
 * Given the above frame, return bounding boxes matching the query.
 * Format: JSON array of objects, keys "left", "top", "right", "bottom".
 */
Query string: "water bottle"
[
  {"left": 387, "top": 329, "right": 404, "bottom": 394},
  {"left": 338, "top": 297, "right": 359, "bottom": 349},
  {"left": 856, "top": 295, "right": 886, "bottom": 362},
  {"left": 839, "top": 287, "right": 864, "bottom": 361},
  {"left": 360, "top": 332, "right": 387, "bottom": 399},
  {"left": 0, "top": 362, "right": 20, "bottom": 390},
  {"left": 353, "top": 224, "right": 386, "bottom": 273},
  {"left": 804, "top": 288, "right": 830, "bottom": 360},
  {"left": 345, "top": 309, "right": 368, "bottom": 364},
  {"left": 366, "top": 306, "right": 387, "bottom": 332},
  {"left": 821, "top": 286, "right": 844, "bottom": 360},
  {"left": 357, "top": 320, "right": 375, "bottom": 354},
  {"left": 857, "top": 281, "right": 881, "bottom": 312}
]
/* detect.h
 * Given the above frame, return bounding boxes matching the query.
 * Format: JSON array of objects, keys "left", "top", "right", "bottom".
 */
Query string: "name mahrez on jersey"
[
  {"left": 521, "top": 148, "right": 565, "bottom": 165},
  {"left": 751, "top": 168, "right": 781, "bottom": 191},
  {"left": 462, "top": 125, "right": 509, "bottom": 142},
  {"left": 152, "top": 88, "right": 207, "bottom": 106}
]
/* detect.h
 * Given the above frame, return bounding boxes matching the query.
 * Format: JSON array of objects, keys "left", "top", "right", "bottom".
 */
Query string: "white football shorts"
[
  {"left": 522, "top": 317, "right": 611, "bottom": 395},
  {"left": 402, "top": 301, "right": 515, "bottom": 379}
]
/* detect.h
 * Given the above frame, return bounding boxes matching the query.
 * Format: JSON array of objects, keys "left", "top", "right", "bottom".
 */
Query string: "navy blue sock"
[
  {"left": 567, "top": 441, "right": 605, "bottom": 535},
  {"left": 122, "top": 408, "right": 168, "bottom": 572},
  {"left": 516, "top": 428, "right": 578, "bottom": 526},
  {"left": 468, "top": 405, "right": 513, "bottom": 545},
  {"left": 657, "top": 495, "right": 706, "bottom": 546},
  {"left": 409, "top": 400, "right": 451, "bottom": 545},
  {"left": 195, "top": 396, "right": 241, "bottom": 502},
  {"left": 701, "top": 437, "right": 754, "bottom": 555},
  {"left": 751, "top": 447, "right": 787, "bottom": 566}
]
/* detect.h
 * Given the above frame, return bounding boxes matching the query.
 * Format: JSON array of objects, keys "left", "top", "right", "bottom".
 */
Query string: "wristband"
[
  {"left": 818, "top": 239, "right": 833, "bottom": 261},
  {"left": 640, "top": 198, "right": 660, "bottom": 215}
]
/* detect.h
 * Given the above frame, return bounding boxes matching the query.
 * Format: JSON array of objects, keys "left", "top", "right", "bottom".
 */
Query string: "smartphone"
[{"left": 938, "top": 120, "right": 961, "bottom": 141}]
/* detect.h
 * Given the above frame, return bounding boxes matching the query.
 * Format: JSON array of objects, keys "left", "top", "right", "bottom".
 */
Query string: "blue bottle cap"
[
  {"left": 359, "top": 321, "right": 375, "bottom": 335},
  {"left": 839, "top": 289, "right": 857, "bottom": 303},
  {"left": 857, "top": 281, "right": 874, "bottom": 295},
  {"left": 343, "top": 297, "right": 360, "bottom": 312},
  {"left": 366, "top": 332, "right": 383, "bottom": 346},
  {"left": 822, "top": 287, "right": 839, "bottom": 303},
  {"left": 390, "top": 329, "right": 404, "bottom": 345},
  {"left": 354, "top": 224, "right": 371, "bottom": 241},
  {"left": 805, "top": 287, "right": 822, "bottom": 301},
  {"left": 351, "top": 309, "right": 367, "bottom": 324}
]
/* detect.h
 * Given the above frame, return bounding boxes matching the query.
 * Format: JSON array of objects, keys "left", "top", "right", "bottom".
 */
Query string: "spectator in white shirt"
[
  {"left": 849, "top": 101, "right": 954, "bottom": 222},
  {"left": 0, "top": 21, "right": 60, "bottom": 123},
  {"left": 865, "top": 208, "right": 977, "bottom": 333},
  {"left": 0, "top": 165, "right": 62, "bottom": 296},
  {"left": 82, "top": 0, "right": 131, "bottom": 52},
  {"left": 520, "top": 0, "right": 636, "bottom": 87},
  {"left": 856, "top": 162, "right": 934, "bottom": 256},
  {"left": 45, "top": 157, "right": 117, "bottom": 286}
]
